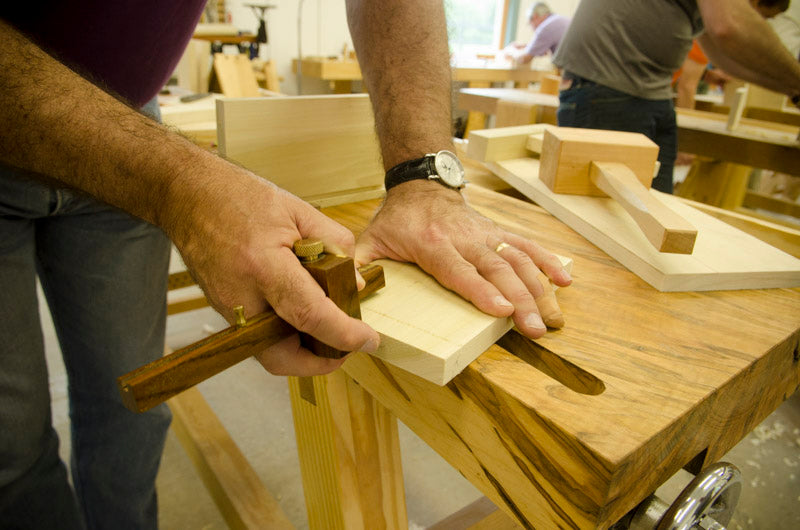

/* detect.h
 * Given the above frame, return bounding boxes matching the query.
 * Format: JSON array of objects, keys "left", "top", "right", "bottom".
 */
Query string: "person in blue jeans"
[
  {"left": 0, "top": 0, "right": 572, "bottom": 528},
  {"left": 553, "top": 0, "right": 800, "bottom": 194},
  {"left": 0, "top": 102, "right": 171, "bottom": 528}
]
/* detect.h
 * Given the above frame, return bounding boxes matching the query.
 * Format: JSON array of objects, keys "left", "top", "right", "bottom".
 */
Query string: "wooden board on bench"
[{"left": 217, "top": 94, "right": 385, "bottom": 207}]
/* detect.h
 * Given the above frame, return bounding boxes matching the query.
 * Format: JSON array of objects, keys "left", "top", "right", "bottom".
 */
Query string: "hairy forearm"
[
  {"left": 697, "top": 34, "right": 782, "bottom": 92},
  {"left": 345, "top": 0, "right": 453, "bottom": 169},
  {"left": 698, "top": 0, "right": 800, "bottom": 95},
  {"left": 0, "top": 20, "right": 239, "bottom": 241}
]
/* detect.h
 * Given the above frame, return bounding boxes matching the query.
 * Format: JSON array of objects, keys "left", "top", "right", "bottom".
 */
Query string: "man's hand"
[
  {"left": 355, "top": 181, "right": 572, "bottom": 339},
  {"left": 169, "top": 170, "right": 380, "bottom": 376},
  {"left": 0, "top": 20, "right": 377, "bottom": 378}
]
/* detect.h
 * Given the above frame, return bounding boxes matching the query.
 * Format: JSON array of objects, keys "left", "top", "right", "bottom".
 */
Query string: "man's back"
[
  {"left": 524, "top": 13, "right": 571, "bottom": 57},
  {"left": 553, "top": 0, "right": 704, "bottom": 100}
]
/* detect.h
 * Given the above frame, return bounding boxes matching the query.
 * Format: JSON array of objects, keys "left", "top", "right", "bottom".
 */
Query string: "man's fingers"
[
  {"left": 354, "top": 233, "right": 379, "bottom": 269},
  {"left": 255, "top": 334, "right": 348, "bottom": 376},
  {"left": 415, "top": 244, "right": 515, "bottom": 319},
  {"left": 297, "top": 201, "right": 357, "bottom": 258},
  {"left": 471, "top": 243, "right": 549, "bottom": 338},
  {"left": 533, "top": 271, "right": 565, "bottom": 329},
  {"left": 505, "top": 233, "right": 572, "bottom": 287},
  {"left": 491, "top": 236, "right": 566, "bottom": 329}
]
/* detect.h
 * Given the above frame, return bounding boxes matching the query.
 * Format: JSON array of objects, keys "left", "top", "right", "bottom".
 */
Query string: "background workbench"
[
  {"left": 675, "top": 107, "right": 800, "bottom": 176},
  {"left": 292, "top": 56, "right": 556, "bottom": 94}
]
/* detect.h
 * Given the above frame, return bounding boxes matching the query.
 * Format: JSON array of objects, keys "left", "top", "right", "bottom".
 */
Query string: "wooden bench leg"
[
  {"left": 675, "top": 158, "right": 752, "bottom": 209},
  {"left": 464, "top": 81, "right": 492, "bottom": 137},
  {"left": 289, "top": 370, "right": 407, "bottom": 530}
]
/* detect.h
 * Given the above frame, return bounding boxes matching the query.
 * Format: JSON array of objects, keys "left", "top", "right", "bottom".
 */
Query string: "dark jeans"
[
  {"left": 557, "top": 74, "right": 677, "bottom": 193},
  {"left": 0, "top": 98, "right": 171, "bottom": 529}
]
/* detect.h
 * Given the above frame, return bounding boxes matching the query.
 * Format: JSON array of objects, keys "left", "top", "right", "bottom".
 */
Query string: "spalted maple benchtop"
[{"left": 321, "top": 185, "right": 800, "bottom": 529}]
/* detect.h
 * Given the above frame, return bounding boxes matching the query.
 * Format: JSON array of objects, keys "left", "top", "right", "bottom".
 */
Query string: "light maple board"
[
  {"left": 360, "top": 260, "right": 513, "bottom": 386},
  {"left": 361, "top": 257, "right": 571, "bottom": 385},
  {"left": 488, "top": 157, "right": 800, "bottom": 292},
  {"left": 217, "top": 95, "right": 385, "bottom": 207}
]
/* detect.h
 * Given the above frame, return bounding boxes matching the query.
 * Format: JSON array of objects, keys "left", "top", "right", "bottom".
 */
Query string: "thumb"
[{"left": 354, "top": 231, "right": 382, "bottom": 268}]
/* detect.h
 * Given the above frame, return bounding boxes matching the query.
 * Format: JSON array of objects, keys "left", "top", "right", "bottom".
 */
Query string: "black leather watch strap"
[{"left": 384, "top": 156, "right": 434, "bottom": 192}]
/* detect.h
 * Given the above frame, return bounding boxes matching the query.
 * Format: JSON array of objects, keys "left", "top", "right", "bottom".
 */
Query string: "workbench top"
[{"left": 323, "top": 185, "right": 800, "bottom": 529}]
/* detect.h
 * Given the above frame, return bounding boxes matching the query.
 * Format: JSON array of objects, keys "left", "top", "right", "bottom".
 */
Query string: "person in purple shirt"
[
  {"left": 506, "top": 2, "right": 570, "bottom": 65},
  {"left": 0, "top": 1, "right": 572, "bottom": 528}
]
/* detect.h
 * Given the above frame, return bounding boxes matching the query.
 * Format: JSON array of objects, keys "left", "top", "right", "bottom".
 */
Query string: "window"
[{"left": 445, "top": 0, "right": 511, "bottom": 61}]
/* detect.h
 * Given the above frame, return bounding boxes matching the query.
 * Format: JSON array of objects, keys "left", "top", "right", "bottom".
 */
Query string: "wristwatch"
[{"left": 384, "top": 150, "right": 466, "bottom": 192}]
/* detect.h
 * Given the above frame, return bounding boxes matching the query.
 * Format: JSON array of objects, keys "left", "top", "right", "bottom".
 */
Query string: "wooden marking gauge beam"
[{"left": 117, "top": 251, "right": 385, "bottom": 413}]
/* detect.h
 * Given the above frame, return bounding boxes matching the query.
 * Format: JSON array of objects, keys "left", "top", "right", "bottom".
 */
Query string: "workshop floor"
[{"left": 44, "top": 288, "right": 800, "bottom": 529}]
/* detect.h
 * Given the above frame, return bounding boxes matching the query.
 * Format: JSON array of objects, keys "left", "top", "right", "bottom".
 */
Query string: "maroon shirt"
[{"left": 3, "top": 1, "right": 207, "bottom": 107}]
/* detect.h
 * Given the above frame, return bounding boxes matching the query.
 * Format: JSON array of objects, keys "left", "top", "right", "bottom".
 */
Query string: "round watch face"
[{"left": 433, "top": 150, "right": 465, "bottom": 188}]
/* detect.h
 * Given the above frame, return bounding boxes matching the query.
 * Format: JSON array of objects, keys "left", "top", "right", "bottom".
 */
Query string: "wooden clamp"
[{"left": 117, "top": 241, "right": 385, "bottom": 413}]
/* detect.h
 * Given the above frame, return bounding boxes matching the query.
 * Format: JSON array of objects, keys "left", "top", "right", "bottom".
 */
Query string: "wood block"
[
  {"left": 454, "top": 139, "right": 516, "bottom": 194},
  {"left": 213, "top": 53, "right": 261, "bottom": 98},
  {"left": 466, "top": 124, "right": 553, "bottom": 163},
  {"left": 726, "top": 85, "right": 748, "bottom": 132},
  {"left": 217, "top": 95, "right": 385, "bottom": 207},
  {"left": 161, "top": 96, "right": 221, "bottom": 149},
  {"left": 301, "top": 254, "right": 361, "bottom": 359},
  {"left": 262, "top": 60, "right": 281, "bottom": 93},
  {"left": 361, "top": 260, "right": 513, "bottom": 385},
  {"left": 526, "top": 126, "right": 556, "bottom": 154},
  {"left": 487, "top": 156, "right": 800, "bottom": 291},
  {"left": 494, "top": 99, "right": 538, "bottom": 128},
  {"left": 747, "top": 83, "right": 788, "bottom": 110},
  {"left": 590, "top": 161, "right": 697, "bottom": 253},
  {"left": 160, "top": 97, "right": 218, "bottom": 127},
  {"left": 538, "top": 74, "right": 561, "bottom": 96},
  {"left": 176, "top": 39, "right": 212, "bottom": 94},
  {"left": 539, "top": 127, "right": 658, "bottom": 195},
  {"left": 360, "top": 256, "right": 572, "bottom": 385}
]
